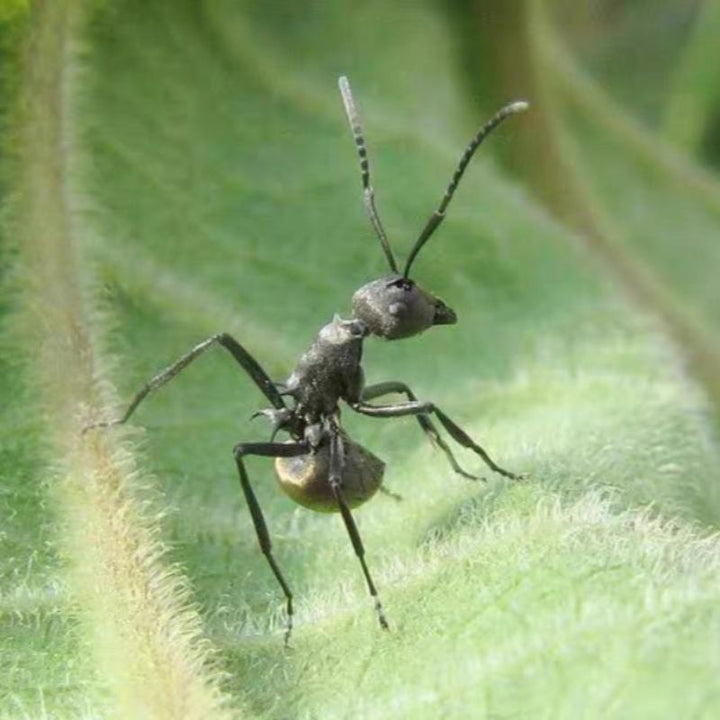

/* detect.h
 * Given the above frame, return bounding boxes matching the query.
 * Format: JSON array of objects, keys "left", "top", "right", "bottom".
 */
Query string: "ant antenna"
[
  {"left": 339, "top": 75, "right": 399, "bottom": 273},
  {"left": 403, "top": 100, "right": 529, "bottom": 278}
]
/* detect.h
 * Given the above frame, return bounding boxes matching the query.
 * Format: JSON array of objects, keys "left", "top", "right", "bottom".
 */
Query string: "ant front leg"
[
  {"left": 328, "top": 428, "right": 389, "bottom": 631},
  {"left": 83, "top": 333, "right": 285, "bottom": 432},
  {"left": 233, "top": 440, "right": 310, "bottom": 647},
  {"left": 351, "top": 396, "right": 522, "bottom": 481},
  {"left": 362, "top": 382, "right": 478, "bottom": 480}
]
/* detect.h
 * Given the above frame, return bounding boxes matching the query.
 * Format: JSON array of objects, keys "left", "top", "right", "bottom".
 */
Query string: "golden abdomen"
[{"left": 274, "top": 438, "right": 385, "bottom": 513}]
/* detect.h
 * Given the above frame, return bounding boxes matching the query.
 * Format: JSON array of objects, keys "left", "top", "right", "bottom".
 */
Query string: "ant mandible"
[{"left": 85, "top": 76, "right": 528, "bottom": 646}]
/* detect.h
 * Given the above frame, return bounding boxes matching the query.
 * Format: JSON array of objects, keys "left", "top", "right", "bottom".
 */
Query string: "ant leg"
[
  {"left": 351, "top": 399, "right": 521, "bottom": 480},
  {"left": 362, "top": 382, "right": 477, "bottom": 479},
  {"left": 378, "top": 485, "right": 403, "bottom": 502},
  {"left": 328, "top": 428, "right": 389, "bottom": 631},
  {"left": 233, "top": 440, "right": 310, "bottom": 647},
  {"left": 84, "top": 332, "right": 285, "bottom": 432}
]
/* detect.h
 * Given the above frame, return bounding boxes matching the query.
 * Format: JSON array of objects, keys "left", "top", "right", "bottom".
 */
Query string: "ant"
[{"left": 84, "top": 76, "right": 528, "bottom": 645}]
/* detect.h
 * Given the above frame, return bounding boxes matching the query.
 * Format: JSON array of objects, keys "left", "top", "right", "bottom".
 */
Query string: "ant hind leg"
[
  {"left": 327, "top": 429, "right": 390, "bottom": 631},
  {"left": 233, "top": 440, "right": 310, "bottom": 647}
]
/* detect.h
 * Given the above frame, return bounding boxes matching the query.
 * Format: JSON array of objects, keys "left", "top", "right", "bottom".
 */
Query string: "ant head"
[
  {"left": 353, "top": 274, "right": 455, "bottom": 340},
  {"left": 338, "top": 76, "right": 527, "bottom": 342}
]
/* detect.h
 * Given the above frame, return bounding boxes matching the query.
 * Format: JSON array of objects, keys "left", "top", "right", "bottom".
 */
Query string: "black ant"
[{"left": 85, "top": 76, "right": 528, "bottom": 645}]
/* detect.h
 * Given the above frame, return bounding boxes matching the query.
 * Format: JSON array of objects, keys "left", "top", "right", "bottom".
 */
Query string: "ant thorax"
[{"left": 284, "top": 314, "right": 368, "bottom": 418}]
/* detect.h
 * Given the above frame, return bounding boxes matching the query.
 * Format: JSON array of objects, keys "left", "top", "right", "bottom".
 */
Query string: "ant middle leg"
[
  {"left": 351, "top": 397, "right": 521, "bottom": 480},
  {"left": 233, "top": 440, "right": 310, "bottom": 647},
  {"left": 84, "top": 332, "right": 285, "bottom": 432},
  {"left": 361, "top": 382, "right": 478, "bottom": 480}
]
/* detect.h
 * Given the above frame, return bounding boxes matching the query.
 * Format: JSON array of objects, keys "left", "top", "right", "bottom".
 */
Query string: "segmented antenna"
[
  {"left": 339, "top": 75, "right": 398, "bottom": 273},
  {"left": 403, "top": 100, "right": 529, "bottom": 278}
]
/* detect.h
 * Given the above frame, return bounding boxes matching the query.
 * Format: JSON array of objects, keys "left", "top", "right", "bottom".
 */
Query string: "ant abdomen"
[{"left": 275, "top": 436, "right": 385, "bottom": 512}]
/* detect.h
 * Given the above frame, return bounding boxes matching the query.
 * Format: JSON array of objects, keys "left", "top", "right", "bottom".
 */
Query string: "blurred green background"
[{"left": 3, "top": 1, "right": 720, "bottom": 718}]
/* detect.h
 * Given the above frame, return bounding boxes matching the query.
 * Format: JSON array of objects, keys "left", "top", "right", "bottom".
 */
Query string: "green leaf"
[
  {"left": 3, "top": 0, "right": 720, "bottom": 717},
  {"left": 663, "top": 0, "right": 720, "bottom": 152}
]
